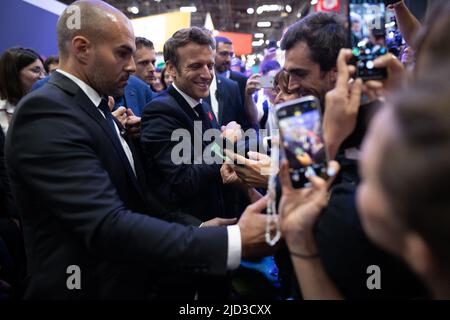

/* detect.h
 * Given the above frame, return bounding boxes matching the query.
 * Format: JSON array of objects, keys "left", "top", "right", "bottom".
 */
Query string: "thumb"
[
  {"left": 349, "top": 78, "right": 363, "bottom": 112},
  {"left": 247, "top": 195, "right": 269, "bottom": 213}
]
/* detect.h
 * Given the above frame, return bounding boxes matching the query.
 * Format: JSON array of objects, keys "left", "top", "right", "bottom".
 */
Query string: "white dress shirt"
[
  {"left": 172, "top": 82, "right": 242, "bottom": 270},
  {"left": 0, "top": 98, "right": 15, "bottom": 135},
  {"left": 56, "top": 69, "right": 136, "bottom": 176}
]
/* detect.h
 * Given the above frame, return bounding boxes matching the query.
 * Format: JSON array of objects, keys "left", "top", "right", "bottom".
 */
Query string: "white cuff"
[{"left": 226, "top": 225, "right": 241, "bottom": 270}]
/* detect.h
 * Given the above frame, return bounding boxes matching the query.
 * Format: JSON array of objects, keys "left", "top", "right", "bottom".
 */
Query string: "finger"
[
  {"left": 217, "top": 218, "right": 238, "bottom": 226},
  {"left": 336, "top": 49, "right": 353, "bottom": 89},
  {"left": 279, "top": 160, "right": 293, "bottom": 192},
  {"left": 373, "top": 53, "right": 404, "bottom": 74},
  {"left": 325, "top": 160, "right": 340, "bottom": 189},
  {"left": 108, "top": 96, "right": 115, "bottom": 111},
  {"left": 247, "top": 151, "right": 263, "bottom": 161},
  {"left": 349, "top": 78, "right": 363, "bottom": 112},
  {"left": 247, "top": 195, "right": 269, "bottom": 213},
  {"left": 126, "top": 108, "right": 135, "bottom": 117}
]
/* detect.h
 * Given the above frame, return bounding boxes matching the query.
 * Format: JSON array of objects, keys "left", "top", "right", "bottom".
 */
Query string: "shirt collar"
[
  {"left": 217, "top": 70, "right": 230, "bottom": 79},
  {"left": 56, "top": 69, "right": 102, "bottom": 107},
  {"left": 172, "top": 83, "right": 202, "bottom": 109}
]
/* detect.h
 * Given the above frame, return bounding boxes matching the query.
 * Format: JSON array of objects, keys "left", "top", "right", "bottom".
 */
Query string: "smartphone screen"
[
  {"left": 276, "top": 96, "right": 328, "bottom": 188},
  {"left": 349, "top": 0, "right": 388, "bottom": 80}
]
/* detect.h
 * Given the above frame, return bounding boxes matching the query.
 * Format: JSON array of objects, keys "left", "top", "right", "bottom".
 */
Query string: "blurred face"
[
  {"left": 163, "top": 70, "right": 174, "bottom": 87},
  {"left": 357, "top": 107, "right": 407, "bottom": 255},
  {"left": 48, "top": 62, "right": 59, "bottom": 74},
  {"left": 215, "top": 42, "right": 234, "bottom": 74},
  {"left": 134, "top": 46, "right": 156, "bottom": 85},
  {"left": 20, "top": 59, "right": 46, "bottom": 93},
  {"left": 273, "top": 74, "right": 299, "bottom": 105},
  {"left": 151, "top": 71, "right": 164, "bottom": 92},
  {"left": 87, "top": 18, "right": 136, "bottom": 97},
  {"left": 284, "top": 41, "right": 336, "bottom": 105},
  {"left": 169, "top": 43, "right": 214, "bottom": 100}
]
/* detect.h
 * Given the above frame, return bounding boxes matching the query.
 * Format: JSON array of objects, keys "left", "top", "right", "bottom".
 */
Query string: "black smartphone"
[
  {"left": 276, "top": 96, "right": 328, "bottom": 189},
  {"left": 349, "top": 0, "right": 388, "bottom": 80}
]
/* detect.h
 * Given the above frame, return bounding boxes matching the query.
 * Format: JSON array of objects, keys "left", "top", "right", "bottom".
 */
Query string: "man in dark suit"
[
  {"left": 214, "top": 37, "right": 249, "bottom": 111},
  {"left": 5, "top": 0, "right": 272, "bottom": 299},
  {"left": 205, "top": 74, "right": 251, "bottom": 130}
]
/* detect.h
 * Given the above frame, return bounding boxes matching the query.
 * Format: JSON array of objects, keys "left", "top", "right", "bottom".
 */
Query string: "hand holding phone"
[
  {"left": 276, "top": 96, "right": 328, "bottom": 188},
  {"left": 349, "top": 0, "right": 388, "bottom": 80}
]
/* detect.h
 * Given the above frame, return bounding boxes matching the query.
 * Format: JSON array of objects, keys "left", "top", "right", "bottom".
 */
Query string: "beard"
[{"left": 89, "top": 54, "right": 126, "bottom": 97}]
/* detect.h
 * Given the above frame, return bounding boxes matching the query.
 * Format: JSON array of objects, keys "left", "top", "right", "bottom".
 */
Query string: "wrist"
[{"left": 286, "top": 230, "right": 318, "bottom": 255}]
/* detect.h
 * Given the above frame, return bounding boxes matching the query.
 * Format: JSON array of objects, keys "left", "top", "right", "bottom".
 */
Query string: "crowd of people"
[{"left": 1, "top": 0, "right": 449, "bottom": 300}]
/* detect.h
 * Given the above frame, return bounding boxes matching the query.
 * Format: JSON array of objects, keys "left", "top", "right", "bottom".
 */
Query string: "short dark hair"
[
  {"left": 280, "top": 12, "right": 348, "bottom": 72},
  {"left": 164, "top": 27, "right": 216, "bottom": 70},
  {"left": 0, "top": 47, "right": 43, "bottom": 105},
  {"left": 214, "top": 36, "right": 232, "bottom": 46},
  {"left": 135, "top": 37, "right": 154, "bottom": 50},
  {"left": 44, "top": 55, "right": 59, "bottom": 73}
]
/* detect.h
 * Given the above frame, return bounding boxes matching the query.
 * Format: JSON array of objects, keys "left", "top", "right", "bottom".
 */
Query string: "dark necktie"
[
  {"left": 194, "top": 103, "right": 212, "bottom": 130},
  {"left": 98, "top": 97, "right": 122, "bottom": 139}
]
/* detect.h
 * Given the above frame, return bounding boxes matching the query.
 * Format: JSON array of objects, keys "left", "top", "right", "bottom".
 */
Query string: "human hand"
[
  {"left": 323, "top": 49, "right": 363, "bottom": 159},
  {"left": 245, "top": 74, "right": 262, "bottom": 96},
  {"left": 201, "top": 217, "right": 237, "bottom": 227},
  {"left": 279, "top": 160, "right": 340, "bottom": 253},
  {"left": 221, "top": 121, "right": 242, "bottom": 143}
]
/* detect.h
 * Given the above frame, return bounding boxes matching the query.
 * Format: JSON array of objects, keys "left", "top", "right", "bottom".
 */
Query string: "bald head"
[{"left": 57, "top": 0, "right": 130, "bottom": 59}]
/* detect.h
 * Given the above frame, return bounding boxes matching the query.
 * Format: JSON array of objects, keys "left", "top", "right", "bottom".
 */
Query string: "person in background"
[
  {"left": 44, "top": 55, "right": 59, "bottom": 75},
  {"left": 151, "top": 67, "right": 165, "bottom": 92},
  {"left": 160, "top": 66, "right": 173, "bottom": 90},
  {"left": 0, "top": 47, "right": 45, "bottom": 134}
]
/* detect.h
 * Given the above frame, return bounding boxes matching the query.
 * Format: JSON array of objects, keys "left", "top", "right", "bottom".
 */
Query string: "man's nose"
[{"left": 126, "top": 56, "right": 136, "bottom": 74}]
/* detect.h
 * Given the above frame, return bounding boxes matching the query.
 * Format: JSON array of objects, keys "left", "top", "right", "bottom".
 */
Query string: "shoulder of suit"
[{"left": 230, "top": 71, "right": 248, "bottom": 81}]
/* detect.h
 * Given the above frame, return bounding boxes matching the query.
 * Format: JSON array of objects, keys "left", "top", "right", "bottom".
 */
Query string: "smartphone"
[
  {"left": 384, "top": 0, "right": 402, "bottom": 6},
  {"left": 260, "top": 75, "right": 275, "bottom": 89},
  {"left": 276, "top": 96, "right": 328, "bottom": 188},
  {"left": 349, "top": 0, "right": 388, "bottom": 80}
]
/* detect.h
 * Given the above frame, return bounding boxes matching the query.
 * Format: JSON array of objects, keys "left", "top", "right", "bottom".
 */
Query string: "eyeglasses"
[{"left": 218, "top": 51, "right": 234, "bottom": 58}]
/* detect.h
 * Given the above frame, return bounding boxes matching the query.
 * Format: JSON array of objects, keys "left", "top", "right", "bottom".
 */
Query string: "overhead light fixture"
[
  {"left": 297, "top": 12, "right": 302, "bottom": 18},
  {"left": 286, "top": 5, "right": 292, "bottom": 13},
  {"left": 127, "top": 6, "right": 139, "bottom": 14},
  {"left": 265, "top": 40, "right": 270, "bottom": 45},
  {"left": 311, "top": 0, "right": 319, "bottom": 5},
  {"left": 252, "top": 40, "right": 264, "bottom": 47},
  {"left": 180, "top": 6, "right": 197, "bottom": 13},
  {"left": 247, "top": 8, "right": 254, "bottom": 14},
  {"left": 256, "top": 4, "right": 284, "bottom": 14},
  {"left": 257, "top": 21, "right": 271, "bottom": 28},
  {"left": 254, "top": 33, "right": 264, "bottom": 38}
]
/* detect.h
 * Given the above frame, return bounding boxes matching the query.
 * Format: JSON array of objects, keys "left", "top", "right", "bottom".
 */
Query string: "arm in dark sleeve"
[
  {"left": 140, "top": 101, "right": 222, "bottom": 200},
  {"left": 6, "top": 96, "right": 227, "bottom": 274}
]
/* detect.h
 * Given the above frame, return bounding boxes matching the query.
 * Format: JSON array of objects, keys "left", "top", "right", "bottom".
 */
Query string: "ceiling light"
[
  {"left": 257, "top": 21, "right": 271, "bottom": 28},
  {"left": 180, "top": 6, "right": 197, "bottom": 13},
  {"left": 286, "top": 5, "right": 292, "bottom": 13},
  {"left": 127, "top": 6, "right": 139, "bottom": 14},
  {"left": 311, "top": 0, "right": 319, "bottom": 5},
  {"left": 247, "top": 8, "right": 254, "bottom": 14},
  {"left": 254, "top": 33, "right": 264, "bottom": 38}
]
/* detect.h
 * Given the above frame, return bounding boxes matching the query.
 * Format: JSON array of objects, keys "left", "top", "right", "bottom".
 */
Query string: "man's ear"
[
  {"left": 72, "top": 36, "right": 91, "bottom": 64},
  {"left": 165, "top": 60, "right": 177, "bottom": 79}
]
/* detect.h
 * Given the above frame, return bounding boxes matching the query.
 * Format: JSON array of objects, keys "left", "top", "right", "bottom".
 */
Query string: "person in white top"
[{"left": 0, "top": 47, "right": 46, "bottom": 134}]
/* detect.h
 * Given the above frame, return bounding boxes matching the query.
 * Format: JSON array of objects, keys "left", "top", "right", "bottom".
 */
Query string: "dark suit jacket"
[
  {"left": 5, "top": 72, "right": 228, "bottom": 299},
  {"left": 113, "top": 75, "right": 154, "bottom": 117},
  {"left": 32, "top": 75, "right": 154, "bottom": 117},
  {"left": 205, "top": 75, "right": 251, "bottom": 130},
  {"left": 140, "top": 85, "right": 228, "bottom": 222},
  {"left": 229, "top": 70, "right": 248, "bottom": 107}
]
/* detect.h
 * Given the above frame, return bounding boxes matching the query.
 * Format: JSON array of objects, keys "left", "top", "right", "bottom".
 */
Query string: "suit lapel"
[
  {"left": 216, "top": 78, "right": 225, "bottom": 126},
  {"left": 49, "top": 72, "right": 145, "bottom": 199}
]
